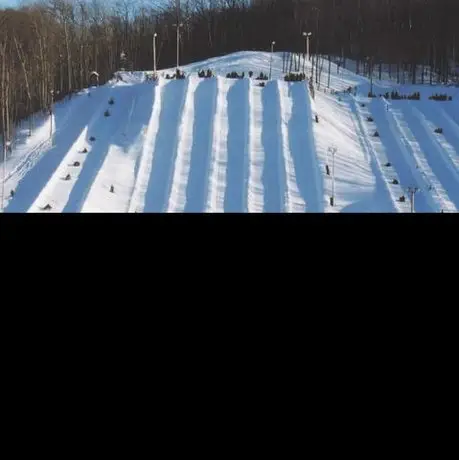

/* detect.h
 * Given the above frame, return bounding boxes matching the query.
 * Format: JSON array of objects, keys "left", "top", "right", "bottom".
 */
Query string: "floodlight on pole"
[
  {"left": 50, "top": 89, "right": 54, "bottom": 144},
  {"left": 1, "top": 137, "right": 5, "bottom": 212},
  {"left": 328, "top": 146, "right": 337, "bottom": 207},
  {"left": 407, "top": 186, "right": 419, "bottom": 213},
  {"left": 303, "top": 32, "right": 312, "bottom": 63},
  {"left": 153, "top": 32, "right": 158, "bottom": 74},
  {"left": 366, "top": 56, "right": 374, "bottom": 95},
  {"left": 269, "top": 41, "right": 276, "bottom": 80},
  {"left": 173, "top": 23, "right": 183, "bottom": 69}
]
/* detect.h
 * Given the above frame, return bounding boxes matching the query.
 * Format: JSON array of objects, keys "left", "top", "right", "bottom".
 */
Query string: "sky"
[
  {"left": 0, "top": 0, "right": 19, "bottom": 7},
  {"left": 0, "top": 0, "right": 173, "bottom": 11},
  {"left": 1, "top": 0, "right": 171, "bottom": 8}
]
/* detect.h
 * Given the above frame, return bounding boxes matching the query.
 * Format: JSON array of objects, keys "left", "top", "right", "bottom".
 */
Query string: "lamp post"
[
  {"left": 50, "top": 89, "right": 54, "bottom": 144},
  {"left": 367, "top": 56, "right": 374, "bottom": 96},
  {"left": 173, "top": 23, "right": 183, "bottom": 69},
  {"left": 407, "top": 186, "right": 419, "bottom": 213},
  {"left": 328, "top": 146, "right": 337, "bottom": 207},
  {"left": 1, "top": 137, "right": 5, "bottom": 212},
  {"left": 269, "top": 41, "right": 276, "bottom": 80},
  {"left": 312, "top": 7, "right": 320, "bottom": 83},
  {"left": 303, "top": 32, "right": 312, "bottom": 74},
  {"left": 153, "top": 32, "right": 157, "bottom": 75}
]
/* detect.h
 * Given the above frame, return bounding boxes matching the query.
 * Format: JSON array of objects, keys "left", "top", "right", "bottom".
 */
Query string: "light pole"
[
  {"left": 153, "top": 32, "right": 157, "bottom": 75},
  {"left": 367, "top": 56, "right": 374, "bottom": 96},
  {"left": 173, "top": 23, "right": 183, "bottom": 69},
  {"left": 269, "top": 41, "right": 275, "bottom": 80},
  {"left": 407, "top": 186, "right": 419, "bottom": 213},
  {"left": 328, "top": 146, "right": 337, "bottom": 207},
  {"left": 1, "top": 138, "right": 5, "bottom": 212},
  {"left": 50, "top": 89, "right": 54, "bottom": 144},
  {"left": 303, "top": 32, "right": 312, "bottom": 74},
  {"left": 311, "top": 6, "right": 320, "bottom": 83}
]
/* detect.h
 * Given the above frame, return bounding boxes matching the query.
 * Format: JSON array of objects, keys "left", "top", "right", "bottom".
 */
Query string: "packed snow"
[{"left": 1, "top": 51, "right": 458, "bottom": 213}]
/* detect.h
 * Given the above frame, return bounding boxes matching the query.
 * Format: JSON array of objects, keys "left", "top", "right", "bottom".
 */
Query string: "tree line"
[{"left": 1, "top": 0, "right": 458, "bottom": 150}]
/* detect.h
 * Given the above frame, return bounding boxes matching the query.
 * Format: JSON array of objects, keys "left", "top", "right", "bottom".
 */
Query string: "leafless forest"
[{"left": 1, "top": 0, "right": 458, "bottom": 146}]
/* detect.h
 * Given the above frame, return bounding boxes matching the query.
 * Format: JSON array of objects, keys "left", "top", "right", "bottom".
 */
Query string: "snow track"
[
  {"left": 81, "top": 84, "right": 155, "bottom": 212},
  {"left": 166, "top": 77, "right": 200, "bottom": 212},
  {"left": 182, "top": 77, "right": 218, "bottom": 212},
  {"left": 386, "top": 102, "right": 454, "bottom": 212},
  {"left": 278, "top": 82, "right": 306, "bottom": 212},
  {"left": 5, "top": 52, "right": 458, "bottom": 213},
  {"left": 247, "top": 82, "right": 265, "bottom": 212},
  {"left": 285, "top": 83, "right": 323, "bottom": 212},
  {"left": 28, "top": 87, "right": 130, "bottom": 213},
  {"left": 63, "top": 86, "right": 136, "bottom": 212},
  {"left": 400, "top": 103, "right": 459, "bottom": 210},
  {"left": 350, "top": 96, "right": 406, "bottom": 212},
  {"left": 372, "top": 100, "right": 429, "bottom": 211},
  {"left": 224, "top": 79, "right": 249, "bottom": 212},
  {"left": 7, "top": 87, "right": 113, "bottom": 212},
  {"left": 436, "top": 103, "right": 459, "bottom": 149},
  {"left": 128, "top": 82, "right": 163, "bottom": 213},
  {"left": 412, "top": 104, "right": 459, "bottom": 176},
  {"left": 206, "top": 77, "right": 231, "bottom": 213},
  {"left": 261, "top": 81, "right": 285, "bottom": 212},
  {"left": 4, "top": 86, "right": 98, "bottom": 190},
  {"left": 143, "top": 79, "right": 189, "bottom": 212}
]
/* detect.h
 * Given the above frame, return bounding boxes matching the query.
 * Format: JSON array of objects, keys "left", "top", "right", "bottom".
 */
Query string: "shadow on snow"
[
  {"left": 224, "top": 79, "right": 249, "bottom": 212},
  {"left": 184, "top": 78, "right": 217, "bottom": 212},
  {"left": 143, "top": 79, "right": 188, "bottom": 212},
  {"left": 6, "top": 85, "right": 114, "bottom": 212},
  {"left": 261, "top": 81, "right": 284, "bottom": 212}
]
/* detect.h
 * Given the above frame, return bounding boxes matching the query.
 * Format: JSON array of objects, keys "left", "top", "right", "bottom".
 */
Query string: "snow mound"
[{"left": 2, "top": 51, "right": 458, "bottom": 213}]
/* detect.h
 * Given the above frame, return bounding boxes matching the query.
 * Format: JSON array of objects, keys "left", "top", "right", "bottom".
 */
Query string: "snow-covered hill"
[{"left": 2, "top": 51, "right": 458, "bottom": 212}]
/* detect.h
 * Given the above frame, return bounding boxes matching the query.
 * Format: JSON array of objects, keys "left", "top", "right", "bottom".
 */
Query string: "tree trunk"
[
  {"left": 13, "top": 36, "right": 33, "bottom": 135},
  {"left": 64, "top": 20, "right": 72, "bottom": 95},
  {"left": 328, "top": 55, "right": 331, "bottom": 88}
]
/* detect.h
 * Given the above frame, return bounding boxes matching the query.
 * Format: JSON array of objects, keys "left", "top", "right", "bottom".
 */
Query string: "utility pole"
[
  {"left": 173, "top": 0, "right": 183, "bottom": 69},
  {"left": 1, "top": 139, "right": 5, "bottom": 212},
  {"left": 153, "top": 32, "right": 157, "bottom": 75},
  {"left": 173, "top": 23, "right": 183, "bottom": 69},
  {"left": 328, "top": 146, "right": 337, "bottom": 207},
  {"left": 328, "top": 55, "right": 332, "bottom": 88},
  {"left": 303, "top": 32, "right": 312, "bottom": 74},
  {"left": 269, "top": 41, "right": 275, "bottom": 80},
  {"left": 453, "top": 33, "right": 456, "bottom": 82},
  {"left": 50, "top": 89, "right": 54, "bottom": 145},
  {"left": 408, "top": 186, "right": 419, "bottom": 213},
  {"left": 366, "top": 56, "right": 374, "bottom": 95},
  {"left": 370, "top": 57, "right": 374, "bottom": 95},
  {"left": 313, "top": 7, "right": 320, "bottom": 85}
]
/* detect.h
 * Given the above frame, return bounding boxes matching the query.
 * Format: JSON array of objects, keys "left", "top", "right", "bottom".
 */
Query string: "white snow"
[
  {"left": 2, "top": 51, "right": 458, "bottom": 213},
  {"left": 206, "top": 77, "right": 231, "bottom": 213},
  {"left": 278, "top": 81, "right": 306, "bottom": 212},
  {"left": 247, "top": 82, "right": 265, "bottom": 213},
  {"left": 127, "top": 80, "right": 164, "bottom": 213},
  {"left": 167, "top": 76, "right": 200, "bottom": 212}
]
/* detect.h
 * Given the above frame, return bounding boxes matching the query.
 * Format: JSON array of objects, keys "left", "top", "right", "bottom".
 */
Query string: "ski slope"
[{"left": 2, "top": 51, "right": 458, "bottom": 213}]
